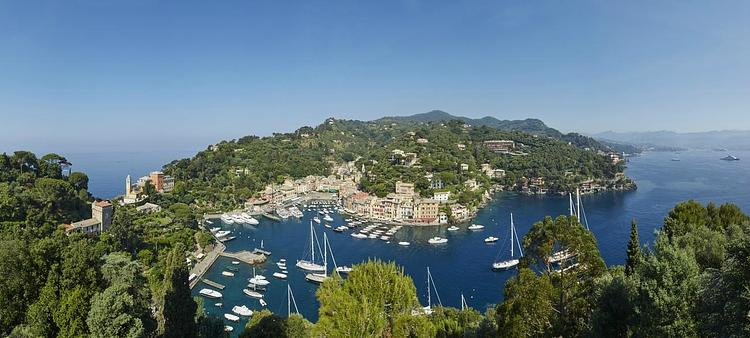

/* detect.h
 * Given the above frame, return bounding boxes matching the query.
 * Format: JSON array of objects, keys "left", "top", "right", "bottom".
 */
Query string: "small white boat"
[
  {"left": 313, "top": 216, "right": 321, "bottom": 224},
  {"left": 221, "top": 271, "right": 235, "bottom": 277},
  {"left": 246, "top": 217, "right": 259, "bottom": 225},
  {"left": 368, "top": 234, "right": 378, "bottom": 239},
  {"left": 224, "top": 313, "right": 240, "bottom": 322},
  {"left": 232, "top": 305, "right": 253, "bottom": 317},
  {"left": 243, "top": 289, "right": 264, "bottom": 299},
  {"left": 199, "top": 288, "right": 222, "bottom": 299},
  {"left": 447, "top": 226, "right": 460, "bottom": 231},
  {"left": 215, "top": 230, "right": 231, "bottom": 238},
  {"left": 224, "top": 326, "right": 233, "bottom": 332},
  {"left": 324, "top": 223, "right": 332, "bottom": 229},
  {"left": 380, "top": 236, "right": 390, "bottom": 241},
  {"left": 231, "top": 261, "right": 240, "bottom": 265},
  {"left": 279, "top": 259, "right": 286, "bottom": 263},
  {"left": 210, "top": 227, "right": 220, "bottom": 233},
  {"left": 259, "top": 299, "right": 267, "bottom": 307},
  {"left": 351, "top": 233, "right": 367, "bottom": 239},
  {"left": 249, "top": 277, "right": 270, "bottom": 286},
  {"left": 467, "top": 224, "right": 485, "bottom": 231},
  {"left": 214, "top": 303, "right": 222, "bottom": 307},
  {"left": 323, "top": 215, "right": 334, "bottom": 222},
  {"left": 335, "top": 266, "right": 352, "bottom": 274},
  {"left": 273, "top": 272, "right": 287, "bottom": 279},
  {"left": 305, "top": 272, "right": 328, "bottom": 284},
  {"left": 484, "top": 236, "right": 499, "bottom": 243},
  {"left": 398, "top": 241, "right": 410, "bottom": 246},
  {"left": 428, "top": 237, "right": 448, "bottom": 244}
]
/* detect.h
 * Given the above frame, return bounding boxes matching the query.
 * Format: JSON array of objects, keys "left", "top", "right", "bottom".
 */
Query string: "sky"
[{"left": 1, "top": 0, "right": 749, "bottom": 153}]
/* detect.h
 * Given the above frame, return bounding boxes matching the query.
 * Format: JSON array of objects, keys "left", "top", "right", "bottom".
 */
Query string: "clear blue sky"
[{"left": 1, "top": 0, "right": 749, "bottom": 152}]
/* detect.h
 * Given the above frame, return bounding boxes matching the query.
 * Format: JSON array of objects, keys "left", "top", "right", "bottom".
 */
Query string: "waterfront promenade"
[{"left": 189, "top": 241, "right": 225, "bottom": 289}]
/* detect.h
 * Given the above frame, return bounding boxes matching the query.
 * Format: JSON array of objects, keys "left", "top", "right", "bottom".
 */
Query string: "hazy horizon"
[{"left": 2, "top": 1, "right": 749, "bottom": 152}]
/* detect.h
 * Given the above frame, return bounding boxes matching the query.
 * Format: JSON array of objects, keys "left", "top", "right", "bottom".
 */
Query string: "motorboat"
[
  {"left": 323, "top": 215, "right": 334, "bottom": 222},
  {"left": 324, "top": 223, "right": 332, "bottom": 229},
  {"left": 467, "top": 224, "right": 485, "bottom": 230},
  {"left": 380, "top": 236, "right": 390, "bottom": 241},
  {"left": 492, "top": 258, "right": 520, "bottom": 270},
  {"left": 273, "top": 272, "right": 287, "bottom": 279},
  {"left": 447, "top": 226, "right": 459, "bottom": 231},
  {"left": 249, "top": 277, "right": 269, "bottom": 286},
  {"left": 210, "top": 227, "right": 220, "bottom": 233},
  {"left": 305, "top": 273, "right": 328, "bottom": 284},
  {"left": 721, "top": 155, "right": 740, "bottom": 161},
  {"left": 428, "top": 237, "right": 448, "bottom": 244},
  {"left": 215, "top": 230, "right": 231, "bottom": 238},
  {"left": 231, "top": 261, "right": 240, "bottom": 265},
  {"left": 398, "top": 241, "right": 410, "bottom": 246},
  {"left": 224, "top": 326, "right": 233, "bottom": 332},
  {"left": 484, "top": 236, "right": 499, "bottom": 243},
  {"left": 335, "top": 266, "right": 352, "bottom": 274},
  {"left": 232, "top": 305, "right": 253, "bottom": 317},
  {"left": 243, "top": 289, "right": 264, "bottom": 299},
  {"left": 199, "top": 288, "right": 222, "bottom": 299},
  {"left": 224, "top": 313, "right": 240, "bottom": 322},
  {"left": 351, "top": 233, "right": 367, "bottom": 239},
  {"left": 221, "top": 271, "right": 235, "bottom": 277},
  {"left": 259, "top": 299, "right": 267, "bottom": 307},
  {"left": 313, "top": 216, "right": 321, "bottom": 224}
]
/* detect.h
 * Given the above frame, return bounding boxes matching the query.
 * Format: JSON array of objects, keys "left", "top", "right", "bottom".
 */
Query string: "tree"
[
  {"left": 496, "top": 268, "right": 554, "bottom": 336},
  {"left": 68, "top": 172, "right": 89, "bottom": 191},
  {"left": 197, "top": 315, "right": 227, "bottom": 338},
  {"left": 314, "top": 260, "right": 424, "bottom": 337},
  {"left": 158, "top": 243, "right": 198, "bottom": 338},
  {"left": 590, "top": 267, "right": 637, "bottom": 337},
  {"left": 625, "top": 219, "right": 641, "bottom": 276},
  {"left": 0, "top": 239, "right": 36, "bottom": 335},
  {"left": 54, "top": 286, "right": 92, "bottom": 338},
  {"left": 240, "top": 310, "right": 286, "bottom": 338}
]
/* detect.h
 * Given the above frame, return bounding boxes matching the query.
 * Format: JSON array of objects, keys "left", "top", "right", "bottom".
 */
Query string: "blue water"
[
  {"left": 192, "top": 150, "right": 750, "bottom": 334},
  {"left": 63, "top": 150, "right": 197, "bottom": 198}
]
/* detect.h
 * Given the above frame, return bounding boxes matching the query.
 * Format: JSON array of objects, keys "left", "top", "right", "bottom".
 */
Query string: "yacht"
[
  {"left": 398, "top": 241, "right": 410, "bottom": 246},
  {"left": 232, "top": 305, "right": 253, "bottom": 317},
  {"left": 351, "top": 233, "right": 367, "bottom": 239},
  {"left": 484, "top": 236, "right": 499, "bottom": 243},
  {"left": 198, "top": 288, "right": 222, "bottom": 299},
  {"left": 428, "top": 237, "right": 448, "bottom": 244},
  {"left": 467, "top": 224, "right": 485, "bottom": 230},
  {"left": 273, "top": 272, "right": 287, "bottom": 279},
  {"left": 215, "top": 230, "right": 231, "bottom": 238},
  {"left": 224, "top": 313, "right": 240, "bottom": 322},
  {"left": 721, "top": 155, "right": 740, "bottom": 161},
  {"left": 323, "top": 215, "right": 334, "bottom": 222},
  {"left": 243, "top": 289, "right": 263, "bottom": 299},
  {"left": 447, "top": 226, "right": 459, "bottom": 231},
  {"left": 221, "top": 271, "right": 235, "bottom": 277}
]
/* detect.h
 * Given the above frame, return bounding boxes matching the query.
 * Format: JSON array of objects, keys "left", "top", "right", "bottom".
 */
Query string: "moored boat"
[
  {"left": 232, "top": 305, "right": 253, "bottom": 317},
  {"left": 243, "top": 289, "right": 263, "bottom": 299},
  {"left": 224, "top": 313, "right": 240, "bottom": 322},
  {"left": 428, "top": 236, "right": 448, "bottom": 244},
  {"left": 199, "top": 288, "right": 222, "bottom": 299}
]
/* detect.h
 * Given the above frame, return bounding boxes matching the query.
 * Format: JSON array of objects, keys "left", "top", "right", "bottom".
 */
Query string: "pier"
[
  {"left": 219, "top": 250, "right": 267, "bottom": 265},
  {"left": 201, "top": 278, "right": 225, "bottom": 290}
]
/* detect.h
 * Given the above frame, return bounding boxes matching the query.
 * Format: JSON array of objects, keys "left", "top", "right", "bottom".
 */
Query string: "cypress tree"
[
  {"left": 158, "top": 243, "right": 197, "bottom": 338},
  {"left": 625, "top": 219, "right": 641, "bottom": 276}
]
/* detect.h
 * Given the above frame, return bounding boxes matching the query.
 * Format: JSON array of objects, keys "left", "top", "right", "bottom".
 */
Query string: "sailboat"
[
  {"left": 421, "top": 267, "right": 442, "bottom": 315},
  {"left": 296, "top": 221, "right": 326, "bottom": 272},
  {"left": 287, "top": 284, "right": 300, "bottom": 316},
  {"left": 305, "top": 233, "right": 339, "bottom": 284},
  {"left": 492, "top": 213, "right": 523, "bottom": 270}
]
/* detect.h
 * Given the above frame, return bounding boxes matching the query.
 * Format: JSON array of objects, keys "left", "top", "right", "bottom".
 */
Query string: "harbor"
[{"left": 191, "top": 150, "right": 750, "bottom": 336}]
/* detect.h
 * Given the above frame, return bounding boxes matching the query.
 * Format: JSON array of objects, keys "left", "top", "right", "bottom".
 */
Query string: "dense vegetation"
[
  {"left": 164, "top": 118, "right": 628, "bottom": 212},
  {"left": 2, "top": 147, "right": 746, "bottom": 336}
]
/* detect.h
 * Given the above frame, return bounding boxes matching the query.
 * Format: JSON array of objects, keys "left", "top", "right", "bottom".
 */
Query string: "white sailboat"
[
  {"left": 305, "top": 233, "right": 339, "bottom": 284},
  {"left": 492, "top": 213, "right": 523, "bottom": 270},
  {"left": 296, "top": 221, "right": 326, "bottom": 272},
  {"left": 421, "top": 267, "right": 442, "bottom": 315}
]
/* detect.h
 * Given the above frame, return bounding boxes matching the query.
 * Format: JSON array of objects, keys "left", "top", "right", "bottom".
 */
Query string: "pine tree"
[
  {"left": 625, "top": 219, "right": 642, "bottom": 276},
  {"left": 158, "top": 243, "right": 197, "bottom": 338}
]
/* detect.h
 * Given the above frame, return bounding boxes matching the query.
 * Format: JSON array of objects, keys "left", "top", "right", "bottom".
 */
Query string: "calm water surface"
[{"left": 183, "top": 150, "right": 748, "bottom": 333}]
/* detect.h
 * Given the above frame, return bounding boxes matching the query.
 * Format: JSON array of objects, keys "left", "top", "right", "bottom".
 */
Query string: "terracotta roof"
[{"left": 95, "top": 200, "right": 112, "bottom": 207}]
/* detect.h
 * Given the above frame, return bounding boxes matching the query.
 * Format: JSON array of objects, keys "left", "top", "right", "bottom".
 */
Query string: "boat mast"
[
  {"left": 310, "top": 221, "right": 315, "bottom": 263},
  {"left": 287, "top": 284, "right": 299, "bottom": 316},
  {"left": 426, "top": 267, "right": 431, "bottom": 308},
  {"left": 576, "top": 188, "right": 581, "bottom": 220},
  {"left": 510, "top": 213, "right": 514, "bottom": 257},
  {"left": 461, "top": 293, "right": 468, "bottom": 311},
  {"left": 323, "top": 233, "right": 328, "bottom": 277},
  {"left": 569, "top": 193, "right": 574, "bottom": 216}
]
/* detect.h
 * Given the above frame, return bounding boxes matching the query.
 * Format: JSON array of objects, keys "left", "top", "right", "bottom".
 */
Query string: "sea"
[{"left": 70, "top": 149, "right": 750, "bottom": 334}]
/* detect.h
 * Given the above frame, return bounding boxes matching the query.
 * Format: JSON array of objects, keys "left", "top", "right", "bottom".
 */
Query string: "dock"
[
  {"left": 219, "top": 250, "right": 267, "bottom": 265},
  {"left": 252, "top": 248, "right": 272, "bottom": 256},
  {"left": 201, "top": 278, "right": 225, "bottom": 290}
]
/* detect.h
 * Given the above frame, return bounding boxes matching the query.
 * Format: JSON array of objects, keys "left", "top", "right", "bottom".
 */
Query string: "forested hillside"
[{"left": 164, "top": 118, "right": 629, "bottom": 212}]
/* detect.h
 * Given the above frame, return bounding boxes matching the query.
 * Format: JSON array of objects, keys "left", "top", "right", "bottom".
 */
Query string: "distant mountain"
[
  {"left": 377, "top": 110, "right": 627, "bottom": 152},
  {"left": 591, "top": 130, "right": 750, "bottom": 151}
]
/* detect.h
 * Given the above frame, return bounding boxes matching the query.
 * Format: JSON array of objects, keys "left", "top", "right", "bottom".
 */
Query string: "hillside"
[
  {"left": 377, "top": 110, "right": 634, "bottom": 153},
  {"left": 164, "top": 117, "right": 631, "bottom": 212}
]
